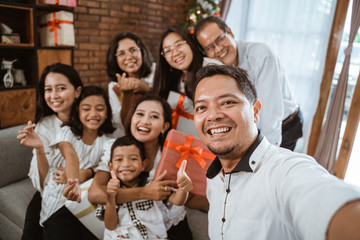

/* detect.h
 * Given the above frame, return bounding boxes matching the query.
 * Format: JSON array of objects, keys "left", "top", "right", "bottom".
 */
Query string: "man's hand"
[
  {"left": 63, "top": 178, "right": 81, "bottom": 203},
  {"left": 107, "top": 170, "right": 120, "bottom": 197},
  {"left": 177, "top": 160, "right": 193, "bottom": 192}
]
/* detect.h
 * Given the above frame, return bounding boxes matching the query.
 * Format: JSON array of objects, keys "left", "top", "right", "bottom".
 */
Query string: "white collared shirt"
[
  {"left": 237, "top": 41, "right": 298, "bottom": 146},
  {"left": 207, "top": 136, "right": 360, "bottom": 240}
]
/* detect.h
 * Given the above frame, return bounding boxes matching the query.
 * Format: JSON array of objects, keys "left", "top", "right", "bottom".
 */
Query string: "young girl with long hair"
[{"left": 17, "top": 63, "right": 83, "bottom": 240}]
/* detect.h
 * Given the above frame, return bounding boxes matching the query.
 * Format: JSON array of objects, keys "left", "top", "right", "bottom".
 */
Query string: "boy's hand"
[
  {"left": 107, "top": 170, "right": 120, "bottom": 197},
  {"left": 177, "top": 160, "right": 193, "bottom": 192}
]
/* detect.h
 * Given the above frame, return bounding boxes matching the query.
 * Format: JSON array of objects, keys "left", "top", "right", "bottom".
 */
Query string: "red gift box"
[{"left": 154, "top": 129, "right": 215, "bottom": 197}]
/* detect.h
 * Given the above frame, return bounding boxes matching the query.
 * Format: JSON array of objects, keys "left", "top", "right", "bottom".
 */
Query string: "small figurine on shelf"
[
  {"left": 1, "top": 59, "right": 17, "bottom": 88},
  {"left": 14, "top": 69, "right": 26, "bottom": 86}
]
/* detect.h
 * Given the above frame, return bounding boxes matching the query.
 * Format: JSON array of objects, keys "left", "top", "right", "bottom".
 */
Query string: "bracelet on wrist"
[{"left": 89, "top": 168, "right": 95, "bottom": 178}]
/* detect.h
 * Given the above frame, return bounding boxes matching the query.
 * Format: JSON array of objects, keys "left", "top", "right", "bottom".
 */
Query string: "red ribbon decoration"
[
  {"left": 164, "top": 135, "right": 215, "bottom": 169},
  {"left": 40, "top": 12, "right": 73, "bottom": 46},
  {"left": 171, "top": 94, "right": 194, "bottom": 129}
]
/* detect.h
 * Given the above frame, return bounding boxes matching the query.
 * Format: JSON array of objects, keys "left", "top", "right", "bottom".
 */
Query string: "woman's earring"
[{"left": 170, "top": 67, "right": 173, "bottom": 72}]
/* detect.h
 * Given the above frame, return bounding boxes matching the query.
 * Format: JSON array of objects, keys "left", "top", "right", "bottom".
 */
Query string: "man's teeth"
[
  {"left": 138, "top": 126, "right": 150, "bottom": 132},
  {"left": 210, "top": 127, "right": 230, "bottom": 135},
  {"left": 219, "top": 50, "right": 228, "bottom": 58}
]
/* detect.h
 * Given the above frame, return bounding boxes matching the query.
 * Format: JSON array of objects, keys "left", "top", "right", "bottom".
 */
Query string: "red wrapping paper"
[{"left": 154, "top": 129, "right": 215, "bottom": 197}]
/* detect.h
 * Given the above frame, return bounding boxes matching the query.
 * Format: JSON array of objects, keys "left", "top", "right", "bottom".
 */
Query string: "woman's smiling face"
[
  {"left": 162, "top": 32, "right": 193, "bottom": 73},
  {"left": 130, "top": 100, "right": 169, "bottom": 144},
  {"left": 116, "top": 38, "right": 143, "bottom": 77}
]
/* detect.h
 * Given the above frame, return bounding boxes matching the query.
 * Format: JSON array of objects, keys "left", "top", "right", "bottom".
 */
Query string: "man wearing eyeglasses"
[{"left": 194, "top": 16, "right": 303, "bottom": 151}]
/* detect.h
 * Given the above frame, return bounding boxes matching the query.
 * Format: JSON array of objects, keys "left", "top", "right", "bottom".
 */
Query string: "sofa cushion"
[
  {"left": 0, "top": 178, "right": 36, "bottom": 231},
  {"left": 0, "top": 124, "right": 32, "bottom": 188},
  {"left": 186, "top": 208, "right": 209, "bottom": 240}
]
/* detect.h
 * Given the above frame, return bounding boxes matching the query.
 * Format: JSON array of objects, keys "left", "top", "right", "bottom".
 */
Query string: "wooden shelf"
[
  {"left": 0, "top": 2, "right": 74, "bottom": 128},
  {"left": 0, "top": 4, "right": 34, "bottom": 45}
]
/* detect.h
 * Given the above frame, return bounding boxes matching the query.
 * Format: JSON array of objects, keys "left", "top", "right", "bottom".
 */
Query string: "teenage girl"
[
  {"left": 152, "top": 25, "right": 206, "bottom": 101},
  {"left": 17, "top": 63, "right": 83, "bottom": 240},
  {"left": 107, "top": 31, "right": 156, "bottom": 137},
  {"left": 87, "top": 95, "right": 194, "bottom": 240}
]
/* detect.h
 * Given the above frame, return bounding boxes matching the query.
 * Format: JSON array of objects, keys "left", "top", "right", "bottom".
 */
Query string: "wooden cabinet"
[{"left": 0, "top": 0, "right": 74, "bottom": 128}]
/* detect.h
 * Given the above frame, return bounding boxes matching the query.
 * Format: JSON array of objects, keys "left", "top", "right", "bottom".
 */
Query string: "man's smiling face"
[{"left": 194, "top": 74, "right": 260, "bottom": 160}]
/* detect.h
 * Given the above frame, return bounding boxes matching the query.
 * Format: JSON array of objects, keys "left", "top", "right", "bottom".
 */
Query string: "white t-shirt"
[
  {"left": 206, "top": 134, "right": 360, "bottom": 240},
  {"left": 108, "top": 63, "right": 156, "bottom": 138},
  {"left": 104, "top": 197, "right": 168, "bottom": 240},
  {"left": 40, "top": 126, "right": 110, "bottom": 224},
  {"left": 28, "top": 115, "right": 63, "bottom": 192}
]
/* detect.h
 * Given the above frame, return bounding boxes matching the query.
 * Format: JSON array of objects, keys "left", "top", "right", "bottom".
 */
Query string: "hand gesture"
[
  {"left": 116, "top": 73, "right": 148, "bottom": 93},
  {"left": 177, "top": 160, "right": 193, "bottom": 193},
  {"left": 63, "top": 178, "right": 81, "bottom": 203},
  {"left": 54, "top": 167, "right": 67, "bottom": 184},
  {"left": 17, "top": 121, "right": 43, "bottom": 149},
  {"left": 144, "top": 170, "right": 177, "bottom": 201},
  {"left": 107, "top": 170, "right": 120, "bottom": 198}
]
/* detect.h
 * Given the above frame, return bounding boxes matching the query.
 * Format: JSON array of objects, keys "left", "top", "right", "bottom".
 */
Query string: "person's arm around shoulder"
[
  {"left": 326, "top": 199, "right": 360, "bottom": 240},
  {"left": 88, "top": 169, "right": 176, "bottom": 204},
  {"left": 104, "top": 170, "right": 119, "bottom": 230},
  {"left": 168, "top": 160, "right": 193, "bottom": 206}
]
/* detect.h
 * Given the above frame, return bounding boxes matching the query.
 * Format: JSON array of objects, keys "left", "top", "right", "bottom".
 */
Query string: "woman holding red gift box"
[
  {"left": 106, "top": 31, "right": 156, "bottom": 138},
  {"left": 86, "top": 95, "right": 194, "bottom": 240}
]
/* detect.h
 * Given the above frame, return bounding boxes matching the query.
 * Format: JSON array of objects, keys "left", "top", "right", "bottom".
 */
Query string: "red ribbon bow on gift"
[
  {"left": 41, "top": 12, "right": 73, "bottom": 46},
  {"left": 164, "top": 135, "right": 215, "bottom": 169},
  {"left": 172, "top": 94, "right": 194, "bottom": 129}
]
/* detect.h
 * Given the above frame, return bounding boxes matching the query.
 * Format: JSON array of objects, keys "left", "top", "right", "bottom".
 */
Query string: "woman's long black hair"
[{"left": 152, "top": 25, "right": 205, "bottom": 100}]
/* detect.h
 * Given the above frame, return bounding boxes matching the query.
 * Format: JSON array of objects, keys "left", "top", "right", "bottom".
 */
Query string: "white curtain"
[{"left": 226, "top": 0, "right": 337, "bottom": 153}]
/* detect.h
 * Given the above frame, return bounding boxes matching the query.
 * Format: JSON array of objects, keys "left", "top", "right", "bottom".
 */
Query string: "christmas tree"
[{"left": 184, "top": 0, "right": 221, "bottom": 34}]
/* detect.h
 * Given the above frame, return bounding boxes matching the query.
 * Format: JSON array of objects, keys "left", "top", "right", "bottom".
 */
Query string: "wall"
[{"left": 73, "top": 0, "right": 191, "bottom": 89}]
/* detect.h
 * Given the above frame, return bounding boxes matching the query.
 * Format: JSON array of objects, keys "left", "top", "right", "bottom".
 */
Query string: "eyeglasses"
[
  {"left": 161, "top": 40, "right": 187, "bottom": 57},
  {"left": 115, "top": 47, "right": 140, "bottom": 59},
  {"left": 203, "top": 33, "right": 228, "bottom": 56}
]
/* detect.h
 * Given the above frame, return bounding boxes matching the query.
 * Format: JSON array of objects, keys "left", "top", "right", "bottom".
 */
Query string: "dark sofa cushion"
[{"left": 0, "top": 125, "right": 32, "bottom": 188}]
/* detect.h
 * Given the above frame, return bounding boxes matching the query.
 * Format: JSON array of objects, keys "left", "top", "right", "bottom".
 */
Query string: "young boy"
[{"left": 104, "top": 136, "right": 193, "bottom": 240}]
